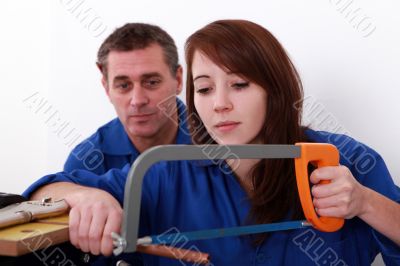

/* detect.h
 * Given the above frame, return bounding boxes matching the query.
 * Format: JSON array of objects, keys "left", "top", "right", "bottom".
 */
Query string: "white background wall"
[
  {"left": 0, "top": 1, "right": 397, "bottom": 265},
  {"left": 1, "top": 0, "right": 399, "bottom": 194}
]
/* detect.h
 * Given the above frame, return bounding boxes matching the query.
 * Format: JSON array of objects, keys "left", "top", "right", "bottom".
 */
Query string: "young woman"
[{"left": 24, "top": 20, "right": 400, "bottom": 265}]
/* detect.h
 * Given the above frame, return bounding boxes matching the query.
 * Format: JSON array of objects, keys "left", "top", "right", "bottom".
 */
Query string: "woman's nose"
[{"left": 213, "top": 89, "right": 233, "bottom": 112}]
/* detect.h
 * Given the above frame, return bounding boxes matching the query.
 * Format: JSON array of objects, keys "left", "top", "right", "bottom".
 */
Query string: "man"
[
  {"left": 24, "top": 23, "right": 190, "bottom": 263},
  {"left": 65, "top": 23, "right": 190, "bottom": 174}
]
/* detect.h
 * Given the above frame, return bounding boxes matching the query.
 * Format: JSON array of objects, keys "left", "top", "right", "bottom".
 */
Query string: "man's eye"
[
  {"left": 116, "top": 82, "right": 131, "bottom": 90},
  {"left": 232, "top": 82, "right": 249, "bottom": 90},
  {"left": 196, "top": 87, "right": 211, "bottom": 94},
  {"left": 143, "top": 79, "right": 161, "bottom": 88}
]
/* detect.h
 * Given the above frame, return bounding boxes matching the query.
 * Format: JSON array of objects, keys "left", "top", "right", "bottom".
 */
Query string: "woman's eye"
[
  {"left": 232, "top": 82, "right": 249, "bottom": 89},
  {"left": 196, "top": 87, "right": 211, "bottom": 94}
]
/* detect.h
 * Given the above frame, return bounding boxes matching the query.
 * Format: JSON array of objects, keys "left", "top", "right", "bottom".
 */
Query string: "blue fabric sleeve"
[
  {"left": 365, "top": 155, "right": 400, "bottom": 263},
  {"left": 306, "top": 130, "right": 400, "bottom": 260},
  {"left": 23, "top": 164, "right": 130, "bottom": 204},
  {"left": 366, "top": 154, "right": 400, "bottom": 263},
  {"left": 64, "top": 153, "right": 84, "bottom": 173},
  {"left": 63, "top": 139, "right": 106, "bottom": 174},
  {"left": 339, "top": 140, "right": 400, "bottom": 262},
  {"left": 373, "top": 230, "right": 400, "bottom": 265}
]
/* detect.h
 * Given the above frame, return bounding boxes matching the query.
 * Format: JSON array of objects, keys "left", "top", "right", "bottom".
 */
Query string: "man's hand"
[
  {"left": 31, "top": 182, "right": 122, "bottom": 256},
  {"left": 66, "top": 187, "right": 122, "bottom": 256}
]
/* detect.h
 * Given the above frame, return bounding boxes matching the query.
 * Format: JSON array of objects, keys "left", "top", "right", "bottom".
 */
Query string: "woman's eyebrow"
[{"left": 193, "top": 75, "right": 210, "bottom": 82}]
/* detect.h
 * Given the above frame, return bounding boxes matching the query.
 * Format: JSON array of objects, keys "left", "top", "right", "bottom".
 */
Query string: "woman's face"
[{"left": 192, "top": 51, "right": 267, "bottom": 145}]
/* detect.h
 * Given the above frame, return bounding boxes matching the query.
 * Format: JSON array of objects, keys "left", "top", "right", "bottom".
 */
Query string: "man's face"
[{"left": 102, "top": 44, "right": 182, "bottom": 141}]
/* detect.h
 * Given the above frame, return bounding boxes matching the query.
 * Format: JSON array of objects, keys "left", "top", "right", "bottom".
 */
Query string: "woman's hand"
[
  {"left": 310, "top": 165, "right": 368, "bottom": 219},
  {"left": 310, "top": 165, "right": 400, "bottom": 246}
]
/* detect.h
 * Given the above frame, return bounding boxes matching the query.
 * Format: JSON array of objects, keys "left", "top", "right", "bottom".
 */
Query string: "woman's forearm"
[{"left": 359, "top": 186, "right": 400, "bottom": 246}]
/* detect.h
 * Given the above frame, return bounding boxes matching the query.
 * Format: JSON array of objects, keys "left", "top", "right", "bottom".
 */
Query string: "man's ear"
[
  {"left": 102, "top": 77, "right": 110, "bottom": 97},
  {"left": 175, "top": 65, "right": 183, "bottom": 95},
  {"left": 96, "top": 62, "right": 103, "bottom": 73},
  {"left": 97, "top": 63, "right": 110, "bottom": 97}
]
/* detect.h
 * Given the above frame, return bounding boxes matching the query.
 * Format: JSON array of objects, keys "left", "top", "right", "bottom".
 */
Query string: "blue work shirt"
[
  {"left": 62, "top": 98, "right": 191, "bottom": 174},
  {"left": 24, "top": 130, "right": 400, "bottom": 265}
]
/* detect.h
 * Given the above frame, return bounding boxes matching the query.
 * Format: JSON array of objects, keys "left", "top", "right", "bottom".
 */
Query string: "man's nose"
[
  {"left": 129, "top": 87, "right": 149, "bottom": 107},
  {"left": 213, "top": 88, "right": 233, "bottom": 112}
]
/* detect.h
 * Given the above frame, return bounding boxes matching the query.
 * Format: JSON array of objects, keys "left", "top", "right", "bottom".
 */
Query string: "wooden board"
[{"left": 0, "top": 215, "right": 69, "bottom": 256}]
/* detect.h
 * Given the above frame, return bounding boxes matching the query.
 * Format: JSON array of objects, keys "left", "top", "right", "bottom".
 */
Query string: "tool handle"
[{"left": 294, "top": 143, "right": 344, "bottom": 232}]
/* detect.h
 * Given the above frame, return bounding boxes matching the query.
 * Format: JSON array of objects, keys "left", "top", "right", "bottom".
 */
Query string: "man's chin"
[{"left": 127, "top": 127, "right": 157, "bottom": 139}]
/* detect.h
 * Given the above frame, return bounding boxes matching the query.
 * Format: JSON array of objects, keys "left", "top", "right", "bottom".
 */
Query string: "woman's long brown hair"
[{"left": 185, "top": 20, "right": 308, "bottom": 244}]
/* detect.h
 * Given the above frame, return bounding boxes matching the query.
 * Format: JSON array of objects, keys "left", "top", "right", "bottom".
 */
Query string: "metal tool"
[
  {"left": 112, "top": 143, "right": 344, "bottom": 255},
  {"left": 136, "top": 220, "right": 312, "bottom": 246},
  {"left": 0, "top": 198, "right": 69, "bottom": 229}
]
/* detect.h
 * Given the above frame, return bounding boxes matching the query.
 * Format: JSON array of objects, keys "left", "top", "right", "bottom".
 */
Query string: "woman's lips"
[{"left": 214, "top": 121, "right": 241, "bottom": 132}]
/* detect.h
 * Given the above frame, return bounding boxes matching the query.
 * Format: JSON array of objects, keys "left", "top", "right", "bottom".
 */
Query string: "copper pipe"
[{"left": 137, "top": 244, "right": 210, "bottom": 265}]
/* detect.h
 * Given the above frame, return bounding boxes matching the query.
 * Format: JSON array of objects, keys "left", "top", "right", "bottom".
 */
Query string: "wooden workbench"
[{"left": 0, "top": 215, "right": 91, "bottom": 265}]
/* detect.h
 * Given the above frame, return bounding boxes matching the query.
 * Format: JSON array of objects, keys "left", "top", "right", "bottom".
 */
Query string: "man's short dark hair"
[{"left": 97, "top": 23, "right": 179, "bottom": 77}]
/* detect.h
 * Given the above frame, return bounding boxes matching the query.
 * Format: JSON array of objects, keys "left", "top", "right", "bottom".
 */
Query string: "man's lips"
[
  {"left": 128, "top": 113, "right": 156, "bottom": 121},
  {"left": 130, "top": 113, "right": 154, "bottom": 118}
]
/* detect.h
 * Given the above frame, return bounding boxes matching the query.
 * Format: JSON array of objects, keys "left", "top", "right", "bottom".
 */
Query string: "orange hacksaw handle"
[{"left": 294, "top": 143, "right": 344, "bottom": 232}]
